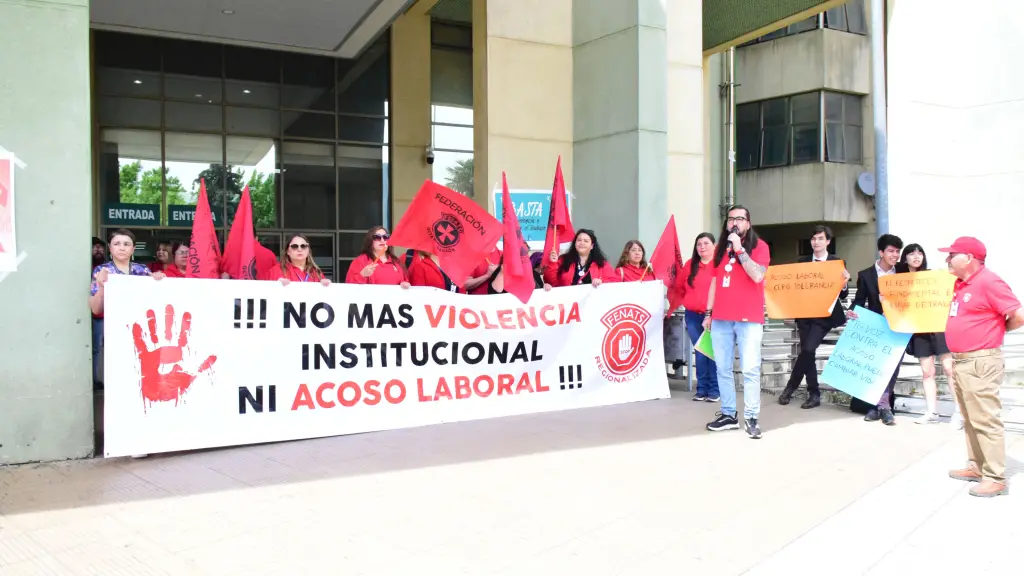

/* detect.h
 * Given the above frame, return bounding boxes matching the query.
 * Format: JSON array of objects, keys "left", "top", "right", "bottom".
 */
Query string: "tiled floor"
[{"left": 0, "top": 390, "right": 1005, "bottom": 575}]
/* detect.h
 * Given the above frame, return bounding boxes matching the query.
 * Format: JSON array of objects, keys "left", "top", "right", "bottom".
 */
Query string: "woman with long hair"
[
  {"left": 267, "top": 234, "right": 331, "bottom": 286},
  {"left": 897, "top": 243, "right": 957, "bottom": 426},
  {"left": 543, "top": 229, "right": 618, "bottom": 287},
  {"left": 345, "top": 226, "right": 410, "bottom": 287},
  {"left": 161, "top": 241, "right": 189, "bottom": 278},
  {"left": 673, "top": 232, "right": 718, "bottom": 401},
  {"left": 148, "top": 240, "right": 172, "bottom": 273},
  {"left": 614, "top": 240, "right": 656, "bottom": 282}
]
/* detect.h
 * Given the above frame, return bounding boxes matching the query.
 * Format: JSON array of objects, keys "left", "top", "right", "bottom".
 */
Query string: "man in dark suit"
[
  {"left": 779, "top": 225, "right": 850, "bottom": 409},
  {"left": 846, "top": 233, "right": 904, "bottom": 424}
]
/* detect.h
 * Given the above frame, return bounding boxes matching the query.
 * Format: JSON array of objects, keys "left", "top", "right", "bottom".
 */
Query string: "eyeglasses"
[
  {"left": 373, "top": 234, "right": 390, "bottom": 241},
  {"left": 726, "top": 216, "right": 749, "bottom": 223},
  {"left": 174, "top": 250, "right": 189, "bottom": 256},
  {"left": 289, "top": 243, "right": 309, "bottom": 250}
]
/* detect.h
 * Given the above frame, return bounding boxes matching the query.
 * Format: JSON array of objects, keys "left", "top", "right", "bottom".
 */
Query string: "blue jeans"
[
  {"left": 92, "top": 318, "right": 104, "bottom": 385},
  {"left": 711, "top": 319, "right": 764, "bottom": 419},
  {"left": 685, "top": 310, "right": 718, "bottom": 397}
]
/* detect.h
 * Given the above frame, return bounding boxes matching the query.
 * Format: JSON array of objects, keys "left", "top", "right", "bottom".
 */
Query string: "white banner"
[
  {"left": 103, "top": 277, "right": 669, "bottom": 457},
  {"left": 0, "top": 151, "right": 21, "bottom": 273}
]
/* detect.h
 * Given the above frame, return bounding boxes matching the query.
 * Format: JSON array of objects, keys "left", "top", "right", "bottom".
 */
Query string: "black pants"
[
  {"left": 850, "top": 364, "right": 900, "bottom": 414},
  {"left": 787, "top": 321, "right": 830, "bottom": 394}
]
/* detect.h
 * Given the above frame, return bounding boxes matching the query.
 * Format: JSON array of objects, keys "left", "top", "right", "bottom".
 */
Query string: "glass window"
[
  {"left": 761, "top": 127, "right": 789, "bottom": 167},
  {"left": 825, "top": 92, "right": 844, "bottom": 123},
  {"left": 98, "top": 129, "right": 163, "bottom": 209},
  {"left": 432, "top": 22, "right": 473, "bottom": 50},
  {"left": 283, "top": 53, "right": 334, "bottom": 112},
  {"left": 227, "top": 136, "right": 279, "bottom": 228},
  {"left": 845, "top": 93, "right": 863, "bottom": 126},
  {"left": 740, "top": 15, "right": 818, "bottom": 45},
  {"left": 430, "top": 104, "right": 474, "bottom": 195},
  {"left": 846, "top": 0, "right": 868, "bottom": 35},
  {"left": 762, "top": 98, "right": 787, "bottom": 127},
  {"left": 165, "top": 101, "right": 222, "bottom": 132},
  {"left": 337, "top": 44, "right": 389, "bottom": 116},
  {"left": 337, "top": 145, "right": 384, "bottom": 231},
  {"left": 258, "top": 233, "right": 282, "bottom": 261},
  {"left": 165, "top": 73, "right": 223, "bottom": 104},
  {"left": 790, "top": 93, "right": 819, "bottom": 125},
  {"left": 227, "top": 107, "right": 280, "bottom": 137},
  {"left": 164, "top": 132, "right": 224, "bottom": 224},
  {"left": 97, "top": 67, "right": 161, "bottom": 98},
  {"left": 162, "top": 39, "right": 222, "bottom": 78},
  {"left": 736, "top": 103, "right": 760, "bottom": 171},
  {"left": 825, "top": 6, "right": 848, "bottom": 32},
  {"left": 282, "top": 141, "right": 336, "bottom": 229},
  {"left": 824, "top": 91, "right": 864, "bottom": 163},
  {"left": 225, "top": 46, "right": 282, "bottom": 107},
  {"left": 338, "top": 233, "right": 365, "bottom": 259},
  {"left": 434, "top": 151, "right": 474, "bottom": 196},
  {"left": 790, "top": 93, "right": 820, "bottom": 164},
  {"left": 99, "top": 97, "right": 161, "bottom": 128},
  {"left": 283, "top": 111, "right": 335, "bottom": 140},
  {"left": 337, "top": 115, "right": 386, "bottom": 144}
]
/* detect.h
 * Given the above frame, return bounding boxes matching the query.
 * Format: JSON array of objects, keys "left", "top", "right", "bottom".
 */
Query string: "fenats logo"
[
  {"left": 595, "top": 304, "right": 652, "bottom": 383},
  {"left": 429, "top": 213, "right": 464, "bottom": 253}
]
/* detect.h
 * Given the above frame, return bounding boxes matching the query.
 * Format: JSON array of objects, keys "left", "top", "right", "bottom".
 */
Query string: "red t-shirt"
[
  {"left": 345, "top": 254, "right": 406, "bottom": 285},
  {"left": 677, "top": 258, "right": 714, "bottom": 313},
  {"left": 946, "top": 267, "right": 1021, "bottom": 353},
  {"left": 264, "top": 263, "right": 325, "bottom": 283},
  {"left": 615, "top": 264, "right": 657, "bottom": 282},
  {"left": 469, "top": 249, "right": 502, "bottom": 295},
  {"left": 163, "top": 266, "right": 187, "bottom": 278},
  {"left": 409, "top": 257, "right": 458, "bottom": 292},
  {"left": 710, "top": 240, "right": 770, "bottom": 324}
]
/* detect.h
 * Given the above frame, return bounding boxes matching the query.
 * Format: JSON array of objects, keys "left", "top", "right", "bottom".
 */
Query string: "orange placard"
[
  {"left": 879, "top": 270, "right": 955, "bottom": 333},
  {"left": 764, "top": 260, "right": 847, "bottom": 319}
]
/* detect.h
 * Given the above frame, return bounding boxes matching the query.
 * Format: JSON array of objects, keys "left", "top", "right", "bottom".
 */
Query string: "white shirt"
[{"left": 875, "top": 260, "right": 896, "bottom": 278}]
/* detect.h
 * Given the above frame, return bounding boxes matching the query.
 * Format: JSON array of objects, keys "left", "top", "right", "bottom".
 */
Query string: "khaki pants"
[{"left": 952, "top": 349, "right": 1006, "bottom": 483}]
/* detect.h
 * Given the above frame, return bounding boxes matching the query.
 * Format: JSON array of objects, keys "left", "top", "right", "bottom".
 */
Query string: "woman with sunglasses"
[
  {"left": 345, "top": 226, "right": 410, "bottom": 287},
  {"left": 267, "top": 234, "right": 331, "bottom": 286}
]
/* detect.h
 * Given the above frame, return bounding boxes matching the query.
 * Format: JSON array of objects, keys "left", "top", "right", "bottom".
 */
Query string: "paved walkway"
[{"left": 0, "top": 391, "right": 1017, "bottom": 575}]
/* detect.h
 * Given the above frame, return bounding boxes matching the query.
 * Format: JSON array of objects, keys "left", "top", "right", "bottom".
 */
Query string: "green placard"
[
  {"left": 695, "top": 329, "right": 715, "bottom": 360},
  {"left": 102, "top": 203, "right": 160, "bottom": 226},
  {"left": 168, "top": 205, "right": 220, "bottom": 227}
]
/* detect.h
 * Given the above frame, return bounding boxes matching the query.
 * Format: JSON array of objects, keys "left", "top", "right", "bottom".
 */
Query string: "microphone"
[{"left": 727, "top": 226, "right": 739, "bottom": 259}]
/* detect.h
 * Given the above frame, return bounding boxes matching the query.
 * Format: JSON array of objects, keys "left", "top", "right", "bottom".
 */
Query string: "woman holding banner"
[
  {"left": 897, "top": 244, "right": 957, "bottom": 426},
  {"left": 543, "top": 229, "right": 617, "bottom": 287},
  {"left": 268, "top": 234, "right": 331, "bottom": 286},
  {"left": 345, "top": 226, "right": 410, "bottom": 287},
  {"left": 676, "top": 233, "right": 719, "bottom": 401},
  {"left": 614, "top": 240, "right": 656, "bottom": 282}
]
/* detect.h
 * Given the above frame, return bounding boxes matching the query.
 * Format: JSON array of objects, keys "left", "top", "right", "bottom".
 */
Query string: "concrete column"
[
  {"left": 0, "top": 0, "right": 94, "bottom": 464},
  {"left": 572, "top": 0, "right": 669, "bottom": 253},
  {"left": 389, "top": 2, "right": 434, "bottom": 223},
  {"left": 473, "top": 0, "right": 574, "bottom": 210}
]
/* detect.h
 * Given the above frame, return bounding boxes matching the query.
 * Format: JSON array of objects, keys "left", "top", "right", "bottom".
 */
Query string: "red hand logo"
[{"left": 132, "top": 304, "right": 216, "bottom": 405}]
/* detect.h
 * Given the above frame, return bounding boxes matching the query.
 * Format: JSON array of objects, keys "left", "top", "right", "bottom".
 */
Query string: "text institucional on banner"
[{"left": 102, "top": 278, "right": 669, "bottom": 456}]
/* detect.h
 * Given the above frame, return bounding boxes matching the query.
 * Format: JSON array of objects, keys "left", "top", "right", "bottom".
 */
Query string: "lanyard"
[{"left": 292, "top": 267, "right": 311, "bottom": 283}]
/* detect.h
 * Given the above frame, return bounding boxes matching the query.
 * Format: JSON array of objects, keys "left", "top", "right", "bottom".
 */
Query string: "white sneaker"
[
  {"left": 950, "top": 412, "right": 964, "bottom": 430},
  {"left": 915, "top": 412, "right": 941, "bottom": 424},
  {"left": 130, "top": 454, "right": 149, "bottom": 459}
]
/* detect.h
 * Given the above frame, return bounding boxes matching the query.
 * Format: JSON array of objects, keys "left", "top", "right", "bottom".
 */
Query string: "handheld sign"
[
  {"left": 695, "top": 329, "right": 714, "bottom": 360},
  {"left": 879, "top": 270, "right": 956, "bottom": 333},
  {"left": 820, "top": 306, "right": 911, "bottom": 404},
  {"left": 764, "top": 260, "right": 847, "bottom": 319}
]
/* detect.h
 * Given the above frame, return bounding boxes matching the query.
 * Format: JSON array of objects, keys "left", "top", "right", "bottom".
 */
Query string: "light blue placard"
[
  {"left": 494, "top": 190, "right": 571, "bottom": 249},
  {"left": 821, "top": 306, "right": 911, "bottom": 404}
]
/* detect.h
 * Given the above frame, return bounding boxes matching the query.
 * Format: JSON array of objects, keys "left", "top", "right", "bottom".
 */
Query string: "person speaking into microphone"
[{"left": 702, "top": 205, "right": 771, "bottom": 439}]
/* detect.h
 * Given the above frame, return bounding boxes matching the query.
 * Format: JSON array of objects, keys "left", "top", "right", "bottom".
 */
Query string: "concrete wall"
[
  {"left": 887, "top": 0, "right": 1024, "bottom": 293},
  {"left": 0, "top": 0, "right": 94, "bottom": 464}
]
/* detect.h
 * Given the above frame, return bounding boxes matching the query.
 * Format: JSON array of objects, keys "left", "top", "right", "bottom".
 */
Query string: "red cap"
[{"left": 938, "top": 236, "right": 986, "bottom": 261}]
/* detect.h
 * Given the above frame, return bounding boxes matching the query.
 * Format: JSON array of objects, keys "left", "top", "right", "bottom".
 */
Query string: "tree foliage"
[
  {"left": 119, "top": 161, "right": 187, "bottom": 205},
  {"left": 444, "top": 157, "right": 474, "bottom": 197}
]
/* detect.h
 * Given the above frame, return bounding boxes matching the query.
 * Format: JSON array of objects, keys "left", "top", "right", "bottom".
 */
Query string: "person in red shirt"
[
  {"left": 465, "top": 248, "right": 502, "bottom": 295},
  {"left": 702, "top": 205, "right": 770, "bottom": 439},
  {"left": 940, "top": 236, "right": 1024, "bottom": 498},
  {"left": 543, "top": 229, "right": 618, "bottom": 287},
  {"left": 614, "top": 240, "right": 656, "bottom": 282},
  {"left": 148, "top": 241, "right": 172, "bottom": 273},
  {"left": 345, "top": 226, "right": 410, "bottom": 287},
  {"left": 671, "top": 232, "right": 718, "bottom": 401},
  {"left": 266, "top": 234, "right": 331, "bottom": 286},
  {"left": 162, "top": 242, "right": 189, "bottom": 277},
  {"left": 409, "top": 251, "right": 461, "bottom": 292}
]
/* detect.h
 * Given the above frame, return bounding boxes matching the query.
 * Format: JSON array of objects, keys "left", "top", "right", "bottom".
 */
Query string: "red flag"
[
  {"left": 543, "top": 156, "right": 575, "bottom": 259},
  {"left": 389, "top": 180, "right": 502, "bottom": 287},
  {"left": 222, "top": 185, "right": 258, "bottom": 280},
  {"left": 187, "top": 179, "right": 221, "bottom": 278},
  {"left": 500, "top": 172, "right": 535, "bottom": 304},
  {"left": 650, "top": 216, "right": 685, "bottom": 314}
]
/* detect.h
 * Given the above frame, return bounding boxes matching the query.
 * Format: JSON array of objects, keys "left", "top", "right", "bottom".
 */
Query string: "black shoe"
[
  {"left": 800, "top": 393, "right": 820, "bottom": 409},
  {"left": 692, "top": 393, "right": 707, "bottom": 402},
  {"left": 706, "top": 412, "right": 739, "bottom": 432},
  {"left": 880, "top": 408, "right": 896, "bottom": 425},
  {"left": 745, "top": 418, "right": 762, "bottom": 439},
  {"left": 864, "top": 409, "right": 880, "bottom": 422},
  {"left": 778, "top": 386, "right": 796, "bottom": 406}
]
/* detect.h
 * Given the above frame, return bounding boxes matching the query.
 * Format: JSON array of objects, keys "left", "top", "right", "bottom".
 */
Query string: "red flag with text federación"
[
  {"left": 650, "top": 215, "right": 685, "bottom": 314},
  {"left": 543, "top": 156, "right": 574, "bottom": 259},
  {"left": 500, "top": 172, "right": 534, "bottom": 303},
  {"left": 187, "top": 179, "right": 221, "bottom": 278},
  {"left": 222, "top": 185, "right": 258, "bottom": 280},
  {"left": 389, "top": 180, "right": 502, "bottom": 287}
]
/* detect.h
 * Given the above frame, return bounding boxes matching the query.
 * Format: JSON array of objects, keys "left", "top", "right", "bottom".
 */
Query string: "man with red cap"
[{"left": 941, "top": 236, "right": 1024, "bottom": 498}]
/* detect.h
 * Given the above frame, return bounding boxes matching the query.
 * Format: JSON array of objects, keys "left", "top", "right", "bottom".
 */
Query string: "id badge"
[
  {"left": 722, "top": 276, "right": 731, "bottom": 288},
  {"left": 949, "top": 301, "right": 959, "bottom": 317}
]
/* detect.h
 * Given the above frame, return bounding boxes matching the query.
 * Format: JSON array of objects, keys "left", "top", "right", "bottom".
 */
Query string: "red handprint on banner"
[{"left": 132, "top": 304, "right": 217, "bottom": 405}]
